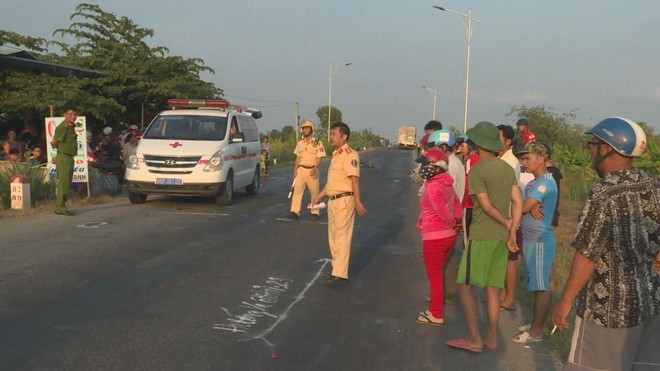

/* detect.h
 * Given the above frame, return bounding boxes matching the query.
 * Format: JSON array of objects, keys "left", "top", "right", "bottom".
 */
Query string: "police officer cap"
[{"left": 301, "top": 119, "right": 315, "bottom": 130}]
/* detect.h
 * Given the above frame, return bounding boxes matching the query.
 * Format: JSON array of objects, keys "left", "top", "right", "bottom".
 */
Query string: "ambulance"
[{"left": 125, "top": 99, "right": 262, "bottom": 206}]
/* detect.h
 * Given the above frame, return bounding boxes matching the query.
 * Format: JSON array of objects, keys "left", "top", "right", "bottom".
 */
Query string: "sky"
[{"left": 2, "top": 0, "right": 659, "bottom": 141}]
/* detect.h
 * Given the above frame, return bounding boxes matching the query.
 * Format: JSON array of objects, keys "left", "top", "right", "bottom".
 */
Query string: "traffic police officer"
[
  {"left": 289, "top": 119, "right": 326, "bottom": 220},
  {"left": 51, "top": 107, "right": 79, "bottom": 216},
  {"left": 311, "top": 122, "right": 367, "bottom": 285}
]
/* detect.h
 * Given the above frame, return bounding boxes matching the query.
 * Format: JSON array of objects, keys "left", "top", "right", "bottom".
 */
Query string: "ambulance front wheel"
[
  {"left": 128, "top": 191, "right": 147, "bottom": 204},
  {"left": 246, "top": 166, "right": 259, "bottom": 196},
  {"left": 216, "top": 171, "right": 233, "bottom": 206}
]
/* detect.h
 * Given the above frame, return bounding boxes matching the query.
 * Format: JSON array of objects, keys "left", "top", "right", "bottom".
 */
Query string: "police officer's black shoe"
[
  {"left": 322, "top": 275, "right": 348, "bottom": 286},
  {"left": 287, "top": 212, "right": 299, "bottom": 220}
]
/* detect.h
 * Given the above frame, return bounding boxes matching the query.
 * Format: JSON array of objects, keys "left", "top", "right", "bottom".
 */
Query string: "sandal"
[
  {"left": 416, "top": 311, "right": 444, "bottom": 326},
  {"left": 517, "top": 324, "right": 548, "bottom": 334},
  {"left": 512, "top": 331, "right": 543, "bottom": 343},
  {"left": 517, "top": 324, "right": 531, "bottom": 332}
]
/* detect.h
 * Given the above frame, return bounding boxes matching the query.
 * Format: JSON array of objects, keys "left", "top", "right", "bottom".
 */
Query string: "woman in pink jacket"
[{"left": 415, "top": 148, "right": 463, "bottom": 325}]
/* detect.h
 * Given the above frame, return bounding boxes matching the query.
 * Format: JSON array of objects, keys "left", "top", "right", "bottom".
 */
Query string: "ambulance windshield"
[{"left": 143, "top": 115, "right": 228, "bottom": 141}]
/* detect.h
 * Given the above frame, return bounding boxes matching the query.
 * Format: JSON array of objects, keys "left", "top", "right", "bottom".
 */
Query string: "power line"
[{"left": 223, "top": 94, "right": 295, "bottom": 105}]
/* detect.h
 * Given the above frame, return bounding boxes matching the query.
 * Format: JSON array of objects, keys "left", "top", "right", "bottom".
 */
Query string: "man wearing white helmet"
[
  {"left": 288, "top": 119, "right": 326, "bottom": 220},
  {"left": 552, "top": 117, "right": 660, "bottom": 370}
]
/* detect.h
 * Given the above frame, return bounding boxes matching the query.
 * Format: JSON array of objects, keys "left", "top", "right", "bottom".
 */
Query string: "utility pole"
[{"left": 294, "top": 101, "right": 300, "bottom": 142}]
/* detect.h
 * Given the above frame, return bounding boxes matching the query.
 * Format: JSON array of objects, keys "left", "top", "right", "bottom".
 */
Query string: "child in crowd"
[
  {"left": 260, "top": 149, "right": 268, "bottom": 176},
  {"left": 28, "top": 146, "right": 44, "bottom": 166},
  {"left": 7, "top": 148, "right": 20, "bottom": 162},
  {"left": 414, "top": 148, "right": 462, "bottom": 326}
]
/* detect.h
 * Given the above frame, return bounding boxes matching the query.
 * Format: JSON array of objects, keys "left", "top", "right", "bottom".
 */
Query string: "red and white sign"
[{"left": 45, "top": 117, "right": 89, "bottom": 183}]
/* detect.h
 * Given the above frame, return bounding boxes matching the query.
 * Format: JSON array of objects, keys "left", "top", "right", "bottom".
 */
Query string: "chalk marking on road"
[
  {"left": 212, "top": 259, "right": 331, "bottom": 347},
  {"left": 245, "top": 258, "right": 331, "bottom": 346},
  {"left": 76, "top": 222, "right": 108, "bottom": 229},
  {"left": 164, "top": 211, "right": 230, "bottom": 216},
  {"left": 213, "top": 277, "right": 294, "bottom": 336}
]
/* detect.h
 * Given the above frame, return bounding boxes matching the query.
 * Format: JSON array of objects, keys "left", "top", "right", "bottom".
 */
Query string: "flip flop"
[
  {"left": 415, "top": 312, "right": 444, "bottom": 326},
  {"left": 512, "top": 331, "right": 543, "bottom": 344},
  {"left": 516, "top": 324, "right": 549, "bottom": 335},
  {"left": 483, "top": 343, "right": 498, "bottom": 352},
  {"left": 445, "top": 338, "right": 482, "bottom": 353},
  {"left": 500, "top": 305, "right": 517, "bottom": 311},
  {"left": 517, "top": 324, "right": 531, "bottom": 332}
]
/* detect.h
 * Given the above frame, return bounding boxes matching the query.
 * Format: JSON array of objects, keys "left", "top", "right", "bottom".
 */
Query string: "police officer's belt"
[
  {"left": 299, "top": 164, "right": 316, "bottom": 169},
  {"left": 329, "top": 192, "right": 353, "bottom": 201}
]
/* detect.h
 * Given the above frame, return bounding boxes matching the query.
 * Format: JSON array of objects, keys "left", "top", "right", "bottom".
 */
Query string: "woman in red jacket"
[{"left": 415, "top": 148, "right": 463, "bottom": 325}]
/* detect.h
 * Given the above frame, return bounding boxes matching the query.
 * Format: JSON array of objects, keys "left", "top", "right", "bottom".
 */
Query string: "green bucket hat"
[{"left": 466, "top": 121, "right": 503, "bottom": 152}]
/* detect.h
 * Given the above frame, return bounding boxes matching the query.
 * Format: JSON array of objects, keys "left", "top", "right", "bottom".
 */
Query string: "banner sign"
[{"left": 45, "top": 117, "right": 89, "bottom": 183}]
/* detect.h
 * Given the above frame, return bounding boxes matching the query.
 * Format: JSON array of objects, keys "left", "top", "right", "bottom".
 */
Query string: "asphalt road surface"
[{"left": 0, "top": 147, "right": 560, "bottom": 370}]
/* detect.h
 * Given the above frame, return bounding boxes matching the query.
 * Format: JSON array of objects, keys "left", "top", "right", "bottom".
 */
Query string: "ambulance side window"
[
  {"left": 230, "top": 117, "right": 239, "bottom": 138},
  {"left": 237, "top": 116, "right": 258, "bottom": 142}
]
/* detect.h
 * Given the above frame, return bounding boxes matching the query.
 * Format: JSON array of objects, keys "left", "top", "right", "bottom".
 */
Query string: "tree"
[
  {"left": 48, "top": 3, "right": 222, "bottom": 126},
  {"left": 315, "top": 105, "right": 343, "bottom": 136},
  {"left": 507, "top": 105, "right": 586, "bottom": 150}
]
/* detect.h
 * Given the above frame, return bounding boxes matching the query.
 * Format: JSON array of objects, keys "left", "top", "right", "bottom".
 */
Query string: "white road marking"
[{"left": 76, "top": 222, "right": 108, "bottom": 229}]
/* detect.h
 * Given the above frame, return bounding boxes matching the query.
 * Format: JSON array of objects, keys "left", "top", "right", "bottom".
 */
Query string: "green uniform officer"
[{"left": 51, "top": 108, "right": 78, "bottom": 216}]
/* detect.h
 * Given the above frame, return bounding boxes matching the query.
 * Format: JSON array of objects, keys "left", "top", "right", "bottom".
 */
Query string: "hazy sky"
[{"left": 2, "top": 0, "right": 659, "bottom": 140}]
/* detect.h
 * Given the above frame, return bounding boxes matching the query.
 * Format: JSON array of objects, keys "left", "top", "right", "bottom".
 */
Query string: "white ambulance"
[{"left": 125, "top": 99, "right": 262, "bottom": 206}]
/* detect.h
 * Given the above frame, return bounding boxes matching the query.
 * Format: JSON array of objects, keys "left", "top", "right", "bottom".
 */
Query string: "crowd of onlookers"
[
  {"left": 412, "top": 118, "right": 563, "bottom": 348},
  {"left": 0, "top": 121, "right": 141, "bottom": 184},
  {"left": 411, "top": 117, "right": 659, "bottom": 370},
  {"left": 0, "top": 122, "right": 47, "bottom": 166}
]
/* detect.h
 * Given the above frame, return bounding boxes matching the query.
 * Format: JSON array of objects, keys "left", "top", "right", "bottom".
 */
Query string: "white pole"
[
  {"left": 327, "top": 63, "right": 352, "bottom": 137},
  {"left": 463, "top": 8, "right": 472, "bottom": 133},
  {"left": 432, "top": 89, "right": 437, "bottom": 121},
  {"left": 433, "top": 6, "right": 479, "bottom": 133},
  {"left": 327, "top": 65, "right": 333, "bottom": 138},
  {"left": 422, "top": 86, "right": 438, "bottom": 121}
]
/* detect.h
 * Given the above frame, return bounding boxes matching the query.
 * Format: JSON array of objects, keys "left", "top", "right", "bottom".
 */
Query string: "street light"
[
  {"left": 421, "top": 85, "right": 438, "bottom": 121},
  {"left": 433, "top": 6, "right": 480, "bottom": 133},
  {"left": 327, "top": 63, "right": 352, "bottom": 137}
]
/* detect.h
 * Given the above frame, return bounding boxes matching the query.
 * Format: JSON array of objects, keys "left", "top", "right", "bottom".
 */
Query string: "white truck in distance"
[{"left": 397, "top": 126, "right": 417, "bottom": 149}]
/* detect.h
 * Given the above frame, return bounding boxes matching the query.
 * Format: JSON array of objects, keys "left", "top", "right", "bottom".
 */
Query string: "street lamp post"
[
  {"left": 433, "top": 6, "right": 480, "bottom": 133},
  {"left": 421, "top": 85, "right": 438, "bottom": 121},
  {"left": 327, "top": 63, "right": 352, "bottom": 137}
]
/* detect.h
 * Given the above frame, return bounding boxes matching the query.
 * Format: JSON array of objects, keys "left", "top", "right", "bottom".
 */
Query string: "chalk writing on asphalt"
[{"left": 213, "top": 277, "right": 293, "bottom": 334}]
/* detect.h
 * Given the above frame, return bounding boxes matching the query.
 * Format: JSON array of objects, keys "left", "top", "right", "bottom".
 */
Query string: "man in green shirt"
[
  {"left": 446, "top": 121, "right": 523, "bottom": 353},
  {"left": 51, "top": 107, "right": 78, "bottom": 216}
]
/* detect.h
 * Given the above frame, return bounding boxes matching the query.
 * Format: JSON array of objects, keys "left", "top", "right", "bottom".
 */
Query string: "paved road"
[{"left": 0, "top": 147, "right": 560, "bottom": 370}]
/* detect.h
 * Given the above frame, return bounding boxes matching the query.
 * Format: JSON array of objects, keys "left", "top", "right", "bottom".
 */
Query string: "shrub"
[{"left": 0, "top": 162, "right": 55, "bottom": 209}]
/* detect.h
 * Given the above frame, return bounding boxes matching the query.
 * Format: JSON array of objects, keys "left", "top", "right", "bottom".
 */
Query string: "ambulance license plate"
[{"left": 156, "top": 178, "right": 183, "bottom": 185}]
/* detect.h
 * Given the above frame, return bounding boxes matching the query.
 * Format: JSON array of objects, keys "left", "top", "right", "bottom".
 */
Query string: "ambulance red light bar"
[{"left": 167, "top": 99, "right": 230, "bottom": 109}]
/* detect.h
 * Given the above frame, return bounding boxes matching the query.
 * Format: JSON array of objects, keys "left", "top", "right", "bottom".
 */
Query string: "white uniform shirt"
[{"left": 448, "top": 153, "right": 466, "bottom": 203}]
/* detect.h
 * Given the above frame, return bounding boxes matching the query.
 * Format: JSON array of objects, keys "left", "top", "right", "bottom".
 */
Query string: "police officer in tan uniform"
[
  {"left": 311, "top": 122, "right": 367, "bottom": 285},
  {"left": 289, "top": 119, "right": 326, "bottom": 220}
]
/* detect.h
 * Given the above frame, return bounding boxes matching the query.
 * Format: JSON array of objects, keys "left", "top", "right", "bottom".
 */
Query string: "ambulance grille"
[{"left": 144, "top": 155, "right": 200, "bottom": 168}]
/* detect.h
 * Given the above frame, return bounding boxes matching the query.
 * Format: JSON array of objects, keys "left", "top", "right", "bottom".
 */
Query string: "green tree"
[
  {"left": 315, "top": 105, "right": 342, "bottom": 136},
  {"left": 49, "top": 3, "right": 222, "bottom": 126},
  {"left": 0, "top": 29, "right": 120, "bottom": 125},
  {"left": 507, "top": 105, "right": 586, "bottom": 150}
]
